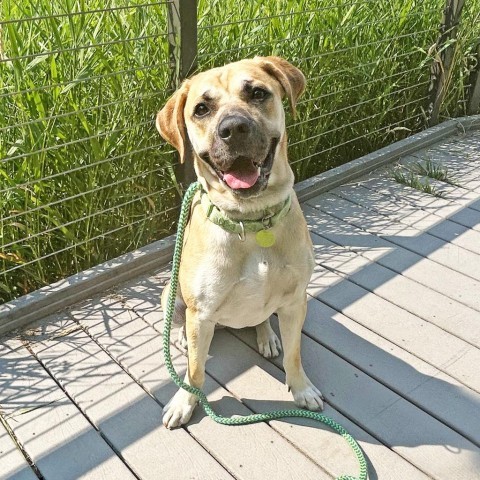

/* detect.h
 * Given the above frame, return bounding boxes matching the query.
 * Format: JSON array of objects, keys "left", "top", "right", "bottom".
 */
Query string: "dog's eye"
[
  {"left": 252, "top": 88, "right": 268, "bottom": 101},
  {"left": 194, "top": 103, "right": 210, "bottom": 117}
]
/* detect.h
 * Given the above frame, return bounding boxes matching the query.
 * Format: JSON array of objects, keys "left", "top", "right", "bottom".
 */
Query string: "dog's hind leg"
[
  {"left": 161, "top": 282, "right": 187, "bottom": 325},
  {"left": 161, "top": 282, "right": 188, "bottom": 350},
  {"left": 256, "top": 318, "right": 282, "bottom": 358}
]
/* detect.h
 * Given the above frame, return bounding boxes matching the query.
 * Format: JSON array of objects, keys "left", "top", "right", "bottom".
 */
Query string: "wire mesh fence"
[{"left": 1, "top": 0, "right": 479, "bottom": 303}]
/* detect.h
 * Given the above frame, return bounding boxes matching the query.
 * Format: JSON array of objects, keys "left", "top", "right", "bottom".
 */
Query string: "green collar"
[{"left": 200, "top": 190, "right": 292, "bottom": 239}]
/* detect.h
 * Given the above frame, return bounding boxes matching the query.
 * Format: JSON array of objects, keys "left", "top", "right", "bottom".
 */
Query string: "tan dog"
[{"left": 157, "top": 56, "right": 323, "bottom": 429}]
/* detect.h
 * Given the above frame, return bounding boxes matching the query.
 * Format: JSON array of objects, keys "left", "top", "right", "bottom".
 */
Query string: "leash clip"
[{"left": 237, "top": 221, "right": 246, "bottom": 241}]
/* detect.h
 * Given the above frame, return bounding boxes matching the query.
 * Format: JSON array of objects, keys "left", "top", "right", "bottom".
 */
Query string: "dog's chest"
[{"left": 191, "top": 246, "right": 311, "bottom": 328}]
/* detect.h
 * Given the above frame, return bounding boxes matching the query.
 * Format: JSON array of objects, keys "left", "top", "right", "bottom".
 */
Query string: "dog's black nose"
[{"left": 218, "top": 115, "right": 252, "bottom": 143}]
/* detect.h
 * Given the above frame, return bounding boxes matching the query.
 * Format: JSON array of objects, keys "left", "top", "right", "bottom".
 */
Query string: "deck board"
[
  {"left": 303, "top": 207, "right": 480, "bottom": 346},
  {"left": 0, "top": 422, "right": 37, "bottom": 480},
  {"left": 301, "top": 298, "right": 480, "bottom": 444},
  {"left": 231, "top": 327, "right": 480, "bottom": 480},
  {"left": 0, "top": 339, "right": 136, "bottom": 480},
  {"left": 308, "top": 192, "right": 480, "bottom": 281},
  {"left": 113, "top": 277, "right": 431, "bottom": 480},
  {"left": 304, "top": 235, "right": 480, "bottom": 399},
  {"left": 305, "top": 229, "right": 480, "bottom": 392},
  {"left": 69, "top": 298, "right": 330, "bottom": 480},
  {"left": 334, "top": 184, "right": 480, "bottom": 254},
  {"left": 23, "top": 315, "right": 231, "bottom": 480},
  {"left": 1, "top": 127, "right": 480, "bottom": 479},
  {"left": 360, "top": 175, "right": 480, "bottom": 231},
  {"left": 303, "top": 201, "right": 480, "bottom": 312}
]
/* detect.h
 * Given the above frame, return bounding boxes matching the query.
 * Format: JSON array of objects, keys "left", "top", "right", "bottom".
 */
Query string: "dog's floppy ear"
[
  {"left": 156, "top": 80, "right": 193, "bottom": 163},
  {"left": 255, "top": 56, "right": 305, "bottom": 118}
]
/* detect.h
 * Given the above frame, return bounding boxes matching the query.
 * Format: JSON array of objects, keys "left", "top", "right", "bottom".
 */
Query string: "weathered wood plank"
[
  {"left": 306, "top": 192, "right": 480, "bottom": 282},
  {"left": 293, "top": 116, "right": 480, "bottom": 203},
  {"left": 302, "top": 297, "right": 480, "bottom": 445},
  {"left": 222, "top": 328, "right": 480, "bottom": 480},
  {"left": 114, "top": 270, "right": 170, "bottom": 330},
  {"left": 360, "top": 174, "right": 480, "bottom": 231},
  {"left": 0, "top": 421, "right": 37, "bottom": 480},
  {"left": 427, "top": 133, "right": 480, "bottom": 162},
  {"left": 303, "top": 204, "right": 480, "bottom": 338},
  {"left": 419, "top": 177, "right": 480, "bottom": 203},
  {"left": 309, "top": 223, "right": 480, "bottom": 361},
  {"left": 306, "top": 202, "right": 480, "bottom": 313},
  {"left": 94, "top": 293, "right": 432, "bottom": 480},
  {"left": 0, "top": 338, "right": 135, "bottom": 480},
  {"left": 25, "top": 315, "right": 233, "bottom": 480},
  {"left": 359, "top": 172, "right": 480, "bottom": 232},
  {"left": 307, "top": 262, "right": 480, "bottom": 393},
  {"left": 334, "top": 189, "right": 480, "bottom": 280},
  {"left": 333, "top": 184, "right": 480, "bottom": 255},
  {"left": 212, "top": 333, "right": 431, "bottom": 480},
  {"left": 410, "top": 142, "right": 480, "bottom": 192},
  {"left": 69, "top": 298, "right": 331, "bottom": 480}
]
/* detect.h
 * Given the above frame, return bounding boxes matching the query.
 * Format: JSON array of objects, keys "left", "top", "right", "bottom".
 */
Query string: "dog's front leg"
[
  {"left": 163, "top": 309, "right": 215, "bottom": 429},
  {"left": 277, "top": 297, "right": 324, "bottom": 411}
]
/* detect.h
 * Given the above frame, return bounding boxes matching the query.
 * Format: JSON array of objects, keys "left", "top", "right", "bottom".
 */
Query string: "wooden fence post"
[
  {"left": 427, "top": 0, "right": 465, "bottom": 126},
  {"left": 467, "top": 42, "right": 480, "bottom": 115},
  {"left": 167, "top": 0, "right": 197, "bottom": 190}
]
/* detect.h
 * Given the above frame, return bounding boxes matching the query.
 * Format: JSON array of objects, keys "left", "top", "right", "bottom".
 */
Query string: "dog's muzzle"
[{"left": 201, "top": 115, "right": 279, "bottom": 197}]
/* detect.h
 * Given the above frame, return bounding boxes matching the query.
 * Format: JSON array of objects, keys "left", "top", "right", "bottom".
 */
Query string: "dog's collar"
[{"left": 200, "top": 190, "right": 292, "bottom": 238}]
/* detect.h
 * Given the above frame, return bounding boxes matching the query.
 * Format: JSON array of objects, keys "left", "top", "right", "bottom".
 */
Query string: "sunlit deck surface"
[{"left": 1, "top": 128, "right": 480, "bottom": 480}]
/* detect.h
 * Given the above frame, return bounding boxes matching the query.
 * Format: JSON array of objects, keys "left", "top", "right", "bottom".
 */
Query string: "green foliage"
[
  {"left": 1, "top": 0, "right": 176, "bottom": 300},
  {"left": 410, "top": 159, "right": 459, "bottom": 186},
  {"left": 390, "top": 159, "right": 460, "bottom": 197},
  {"left": 391, "top": 168, "right": 445, "bottom": 197},
  {"left": 1, "top": 0, "right": 479, "bottom": 302}
]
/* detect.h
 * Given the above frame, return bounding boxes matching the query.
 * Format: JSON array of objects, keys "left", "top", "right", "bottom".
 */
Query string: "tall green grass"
[
  {"left": 1, "top": 0, "right": 176, "bottom": 300},
  {"left": 1, "top": 0, "right": 479, "bottom": 303}
]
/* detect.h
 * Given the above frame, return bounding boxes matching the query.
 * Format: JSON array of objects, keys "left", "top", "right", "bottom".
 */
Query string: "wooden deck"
[{"left": 1, "top": 128, "right": 480, "bottom": 480}]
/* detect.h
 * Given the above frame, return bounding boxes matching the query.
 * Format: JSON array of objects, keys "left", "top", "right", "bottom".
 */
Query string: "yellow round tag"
[{"left": 255, "top": 229, "right": 275, "bottom": 248}]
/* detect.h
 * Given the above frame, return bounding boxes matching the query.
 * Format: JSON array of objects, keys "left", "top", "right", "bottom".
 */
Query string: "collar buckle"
[{"left": 261, "top": 213, "right": 274, "bottom": 229}]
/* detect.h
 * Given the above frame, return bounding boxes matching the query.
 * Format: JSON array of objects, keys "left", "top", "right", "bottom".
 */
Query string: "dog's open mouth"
[
  {"left": 222, "top": 157, "right": 261, "bottom": 190},
  {"left": 207, "top": 138, "right": 279, "bottom": 193}
]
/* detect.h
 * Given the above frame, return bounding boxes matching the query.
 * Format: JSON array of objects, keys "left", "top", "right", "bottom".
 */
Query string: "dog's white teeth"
[{"left": 257, "top": 166, "right": 261, "bottom": 175}]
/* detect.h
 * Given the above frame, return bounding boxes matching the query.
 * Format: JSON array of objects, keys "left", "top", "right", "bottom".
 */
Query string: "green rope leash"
[{"left": 163, "top": 182, "right": 368, "bottom": 480}]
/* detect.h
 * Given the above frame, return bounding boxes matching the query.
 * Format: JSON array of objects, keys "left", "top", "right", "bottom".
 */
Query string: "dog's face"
[{"left": 157, "top": 57, "right": 305, "bottom": 207}]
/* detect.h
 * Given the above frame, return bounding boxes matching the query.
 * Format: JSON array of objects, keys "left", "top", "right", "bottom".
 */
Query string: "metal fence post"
[
  {"left": 467, "top": 42, "right": 480, "bottom": 115},
  {"left": 427, "top": 0, "right": 465, "bottom": 126},
  {"left": 167, "top": 0, "right": 197, "bottom": 190}
]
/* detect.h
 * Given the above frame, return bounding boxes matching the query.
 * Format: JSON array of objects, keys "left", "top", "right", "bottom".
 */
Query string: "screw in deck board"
[
  {"left": 427, "top": 0, "right": 466, "bottom": 126},
  {"left": 167, "top": 0, "right": 198, "bottom": 190}
]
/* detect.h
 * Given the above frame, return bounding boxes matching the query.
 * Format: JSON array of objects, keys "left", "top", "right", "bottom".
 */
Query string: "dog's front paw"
[
  {"left": 163, "top": 390, "right": 198, "bottom": 429},
  {"left": 291, "top": 383, "right": 324, "bottom": 411},
  {"left": 256, "top": 321, "right": 282, "bottom": 358}
]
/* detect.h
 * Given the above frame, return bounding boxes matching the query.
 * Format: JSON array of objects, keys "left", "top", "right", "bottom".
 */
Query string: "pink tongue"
[{"left": 223, "top": 168, "right": 259, "bottom": 189}]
